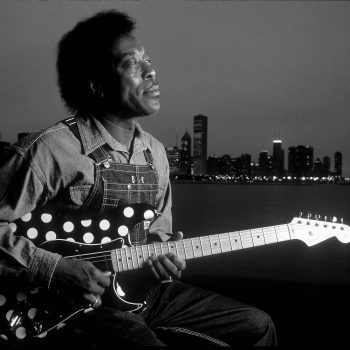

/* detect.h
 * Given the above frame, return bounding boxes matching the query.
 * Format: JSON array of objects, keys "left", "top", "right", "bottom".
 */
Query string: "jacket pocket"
[{"left": 69, "top": 185, "right": 93, "bottom": 206}]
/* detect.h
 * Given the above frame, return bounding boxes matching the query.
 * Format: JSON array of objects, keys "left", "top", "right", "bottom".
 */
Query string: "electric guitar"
[{"left": 0, "top": 204, "right": 349, "bottom": 343}]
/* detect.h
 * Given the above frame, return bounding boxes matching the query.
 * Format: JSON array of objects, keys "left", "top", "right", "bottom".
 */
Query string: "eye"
[{"left": 144, "top": 56, "right": 151, "bottom": 64}]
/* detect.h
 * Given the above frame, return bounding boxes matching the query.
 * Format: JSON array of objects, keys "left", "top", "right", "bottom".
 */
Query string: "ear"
[{"left": 89, "top": 81, "right": 104, "bottom": 98}]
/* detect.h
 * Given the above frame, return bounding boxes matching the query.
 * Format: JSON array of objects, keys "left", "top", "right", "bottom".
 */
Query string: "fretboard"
[{"left": 111, "top": 223, "right": 293, "bottom": 273}]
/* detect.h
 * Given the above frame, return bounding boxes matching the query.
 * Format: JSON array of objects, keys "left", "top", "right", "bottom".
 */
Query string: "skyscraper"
[
  {"left": 180, "top": 130, "right": 192, "bottom": 175},
  {"left": 288, "top": 145, "right": 313, "bottom": 176},
  {"left": 272, "top": 139, "right": 284, "bottom": 176},
  {"left": 193, "top": 115, "right": 208, "bottom": 175},
  {"left": 335, "top": 152, "right": 342, "bottom": 176}
]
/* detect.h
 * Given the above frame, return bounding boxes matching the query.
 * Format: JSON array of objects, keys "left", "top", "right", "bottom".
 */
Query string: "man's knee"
[{"left": 246, "top": 307, "right": 277, "bottom": 345}]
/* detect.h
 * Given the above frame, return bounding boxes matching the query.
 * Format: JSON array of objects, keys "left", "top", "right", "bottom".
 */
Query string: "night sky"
[{"left": 1, "top": 1, "right": 350, "bottom": 175}]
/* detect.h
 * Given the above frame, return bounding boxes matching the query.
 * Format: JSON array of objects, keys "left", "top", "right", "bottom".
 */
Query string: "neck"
[{"left": 99, "top": 114, "right": 138, "bottom": 152}]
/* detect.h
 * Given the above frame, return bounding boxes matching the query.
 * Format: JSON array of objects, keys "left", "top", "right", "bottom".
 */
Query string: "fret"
[
  {"left": 130, "top": 246, "right": 138, "bottom": 269},
  {"left": 116, "top": 248, "right": 123, "bottom": 272},
  {"left": 142, "top": 245, "right": 148, "bottom": 263},
  {"left": 125, "top": 247, "right": 133, "bottom": 271},
  {"left": 168, "top": 242, "right": 177, "bottom": 254},
  {"left": 229, "top": 232, "right": 243, "bottom": 250},
  {"left": 218, "top": 233, "right": 232, "bottom": 253},
  {"left": 263, "top": 227, "right": 279, "bottom": 244},
  {"left": 154, "top": 242, "right": 162, "bottom": 257},
  {"left": 240, "top": 230, "right": 254, "bottom": 249},
  {"left": 191, "top": 237, "right": 203, "bottom": 257},
  {"left": 148, "top": 244, "right": 156, "bottom": 258},
  {"left": 251, "top": 228, "right": 266, "bottom": 246},
  {"left": 200, "top": 236, "right": 211, "bottom": 256},
  {"left": 209, "top": 235, "right": 222, "bottom": 255},
  {"left": 135, "top": 246, "right": 143, "bottom": 267},
  {"left": 121, "top": 248, "right": 128, "bottom": 271},
  {"left": 111, "top": 250, "right": 118, "bottom": 272},
  {"left": 276, "top": 225, "right": 292, "bottom": 242},
  {"left": 175, "top": 241, "right": 186, "bottom": 260},
  {"left": 183, "top": 239, "right": 194, "bottom": 259}
]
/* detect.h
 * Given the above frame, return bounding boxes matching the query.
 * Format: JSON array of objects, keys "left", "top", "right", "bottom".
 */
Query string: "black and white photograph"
[{"left": 1, "top": 0, "right": 350, "bottom": 347}]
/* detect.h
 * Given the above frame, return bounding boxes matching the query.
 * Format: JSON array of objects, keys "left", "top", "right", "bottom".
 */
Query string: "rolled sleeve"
[{"left": 28, "top": 248, "right": 61, "bottom": 287}]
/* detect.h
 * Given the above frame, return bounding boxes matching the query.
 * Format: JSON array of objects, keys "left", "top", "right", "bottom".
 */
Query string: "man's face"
[{"left": 102, "top": 35, "right": 160, "bottom": 118}]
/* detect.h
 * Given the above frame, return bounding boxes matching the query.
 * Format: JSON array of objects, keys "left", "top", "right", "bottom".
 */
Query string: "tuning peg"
[
  {"left": 324, "top": 215, "right": 328, "bottom": 222},
  {"left": 341, "top": 218, "right": 344, "bottom": 224},
  {"left": 299, "top": 211, "right": 303, "bottom": 218},
  {"left": 307, "top": 212, "right": 312, "bottom": 219},
  {"left": 332, "top": 216, "right": 337, "bottom": 223}
]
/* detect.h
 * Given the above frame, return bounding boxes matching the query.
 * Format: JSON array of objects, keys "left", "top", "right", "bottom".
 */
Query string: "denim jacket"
[{"left": 0, "top": 115, "right": 172, "bottom": 287}]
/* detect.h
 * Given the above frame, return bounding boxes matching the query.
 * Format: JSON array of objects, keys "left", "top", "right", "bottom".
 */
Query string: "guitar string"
[{"left": 63, "top": 223, "right": 322, "bottom": 267}]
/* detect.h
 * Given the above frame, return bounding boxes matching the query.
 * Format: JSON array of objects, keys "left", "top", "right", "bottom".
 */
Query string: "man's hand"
[
  {"left": 51, "top": 258, "right": 111, "bottom": 308},
  {"left": 146, "top": 231, "right": 186, "bottom": 281}
]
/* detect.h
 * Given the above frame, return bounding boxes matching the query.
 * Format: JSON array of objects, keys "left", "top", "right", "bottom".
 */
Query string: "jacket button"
[
  {"left": 103, "top": 162, "right": 110, "bottom": 168},
  {"left": 127, "top": 184, "right": 131, "bottom": 190}
]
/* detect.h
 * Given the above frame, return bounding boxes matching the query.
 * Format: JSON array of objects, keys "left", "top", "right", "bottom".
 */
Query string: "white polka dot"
[
  {"left": 16, "top": 292, "right": 27, "bottom": 302},
  {"left": 37, "top": 331, "right": 47, "bottom": 338},
  {"left": 117, "top": 225, "right": 129, "bottom": 237},
  {"left": 99, "top": 219, "right": 110, "bottom": 231},
  {"left": 0, "top": 334, "right": 8, "bottom": 341},
  {"left": 27, "top": 308, "right": 37, "bottom": 320},
  {"left": 41, "top": 213, "right": 52, "bottom": 223},
  {"left": 144, "top": 210, "right": 155, "bottom": 220},
  {"left": 15, "top": 327, "right": 26, "bottom": 339},
  {"left": 6, "top": 310, "right": 14, "bottom": 321},
  {"left": 27, "top": 228, "right": 38, "bottom": 239},
  {"left": 9, "top": 223, "right": 17, "bottom": 233},
  {"left": 56, "top": 323, "right": 66, "bottom": 330},
  {"left": 66, "top": 238, "right": 75, "bottom": 242},
  {"left": 45, "top": 231, "right": 56, "bottom": 241},
  {"left": 21, "top": 213, "right": 32, "bottom": 222},
  {"left": 63, "top": 221, "right": 74, "bottom": 233},
  {"left": 83, "top": 232, "right": 94, "bottom": 244},
  {"left": 0, "top": 294, "right": 6, "bottom": 306},
  {"left": 81, "top": 219, "right": 92, "bottom": 227},
  {"left": 101, "top": 236, "right": 111, "bottom": 243},
  {"left": 123, "top": 207, "right": 134, "bottom": 218}
]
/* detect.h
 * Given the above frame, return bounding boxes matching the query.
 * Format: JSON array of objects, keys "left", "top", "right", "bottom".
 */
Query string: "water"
[{"left": 171, "top": 183, "right": 350, "bottom": 286}]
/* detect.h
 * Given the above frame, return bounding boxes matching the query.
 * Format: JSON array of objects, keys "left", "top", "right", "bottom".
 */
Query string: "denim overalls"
[{"left": 65, "top": 116, "right": 159, "bottom": 245}]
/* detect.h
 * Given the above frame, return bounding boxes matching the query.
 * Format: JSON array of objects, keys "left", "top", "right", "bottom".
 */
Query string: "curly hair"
[{"left": 56, "top": 10, "right": 136, "bottom": 114}]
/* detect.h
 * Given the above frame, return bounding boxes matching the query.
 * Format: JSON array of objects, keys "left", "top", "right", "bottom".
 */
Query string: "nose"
[{"left": 142, "top": 62, "right": 156, "bottom": 81}]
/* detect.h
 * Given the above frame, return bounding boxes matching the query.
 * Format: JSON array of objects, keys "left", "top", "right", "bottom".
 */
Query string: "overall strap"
[{"left": 64, "top": 116, "right": 111, "bottom": 164}]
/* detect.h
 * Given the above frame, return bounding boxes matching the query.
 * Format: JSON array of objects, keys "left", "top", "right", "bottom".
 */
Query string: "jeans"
[{"left": 35, "top": 280, "right": 277, "bottom": 347}]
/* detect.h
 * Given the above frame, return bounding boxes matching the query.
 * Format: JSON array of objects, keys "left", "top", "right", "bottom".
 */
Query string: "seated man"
[{"left": 0, "top": 10, "right": 277, "bottom": 346}]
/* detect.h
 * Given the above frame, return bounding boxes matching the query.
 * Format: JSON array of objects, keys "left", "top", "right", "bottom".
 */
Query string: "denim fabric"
[
  {"left": 0, "top": 114, "right": 172, "bottom": 286},
  {"left": 23, "top": 281, "right": 277, "bottom": 347}
]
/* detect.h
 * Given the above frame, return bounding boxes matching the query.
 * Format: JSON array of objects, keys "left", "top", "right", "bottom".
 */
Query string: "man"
[{"left": 0, "top": 10, "right": 277, "bottom": 346}]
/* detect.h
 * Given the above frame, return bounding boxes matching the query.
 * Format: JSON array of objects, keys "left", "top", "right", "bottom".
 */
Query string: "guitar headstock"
[{"left": 290, "top": 214, "right": 350, "bottom": 246}]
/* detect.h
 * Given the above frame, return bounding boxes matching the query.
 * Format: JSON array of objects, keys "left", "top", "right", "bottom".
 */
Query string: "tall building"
[
  {"left": 193, "top": 115, "right": 208, "bottom": 175},
  {"left": 259, "top": 150, "right": 273, "bottom": 176},
  {"left": 335, "top": 152, "right": 342, "bottom": 176},
  {"left": 180, "top": 130, "right": 192, "bottom": 175},
  {"left": 323, "top": 156, "right": 331, "bottom": 174},
  {"left": 288, "top": 145, "right": 313, "bottom": 176},
  {"left": 165, "top": 146, "right": 181, "bottom": 174},
  {"left": 272, "top": 140, "right": 284, "bottom": 176}
]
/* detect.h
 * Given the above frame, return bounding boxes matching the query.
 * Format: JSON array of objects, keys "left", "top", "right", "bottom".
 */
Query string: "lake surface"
[{"left": 171, "top": 183, "right": 350, "bottom": 286}]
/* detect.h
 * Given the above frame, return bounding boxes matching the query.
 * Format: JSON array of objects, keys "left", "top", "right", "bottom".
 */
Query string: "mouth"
[{"left": 143, "top": 84, "right": 160, "bottom": 97}]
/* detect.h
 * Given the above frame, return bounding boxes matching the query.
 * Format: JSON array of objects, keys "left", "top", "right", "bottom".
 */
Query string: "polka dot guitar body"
[{"left": 0, "top": 203, "right": 159, "bottom": 343}]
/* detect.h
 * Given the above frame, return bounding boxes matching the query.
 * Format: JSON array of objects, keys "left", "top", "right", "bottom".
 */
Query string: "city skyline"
[
  {"left": 1, "top": 1, "right": 350, "bottom": 176},
  {"left": 166, "top": 124, "right": 343, "bottom": 177}
]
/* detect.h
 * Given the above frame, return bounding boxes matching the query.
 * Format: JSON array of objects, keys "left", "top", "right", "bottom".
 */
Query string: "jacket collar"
[{"left": 75, "top": 114, "right": 151, "bottom": 156}]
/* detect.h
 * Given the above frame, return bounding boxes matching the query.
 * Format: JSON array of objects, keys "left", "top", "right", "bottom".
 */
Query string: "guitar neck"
[{"left": 111, "top": 223, "right": 294, "bottom": 273}]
